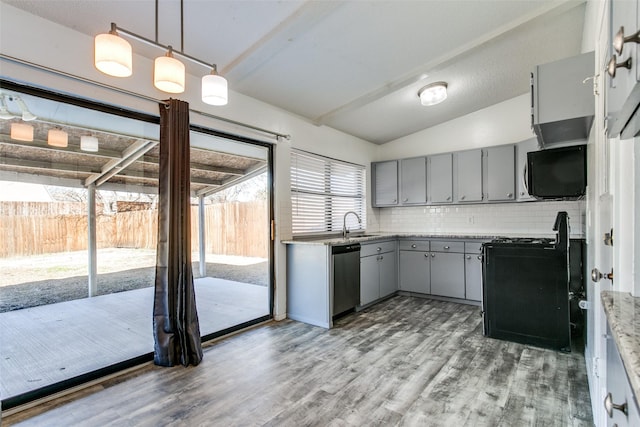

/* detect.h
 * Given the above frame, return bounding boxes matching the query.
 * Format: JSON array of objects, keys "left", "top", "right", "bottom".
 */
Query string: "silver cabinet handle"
[
  {"left": 604, "top": 392, "right": 627, "bottom": 418},
  {"left": 411, "top": 244, "right": 417, "bottom": 248},
  {"left": 607, "top": 55, "right": 632, "bottom": 78},
  {"left": 443, "top": 246, "right": 450, "bottom": 250},
  {"left": 466, "top": 255, "right": 471, "bottom": 259},
  {"left": 377, "top": 247, "right": 382, "bottom": 252},
  {"left": 614, "top": 26, "right": 640, "bottom": 55}
]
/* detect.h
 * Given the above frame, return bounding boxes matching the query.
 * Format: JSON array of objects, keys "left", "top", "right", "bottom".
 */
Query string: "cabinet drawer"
[
  {"left": 464, "top": 241, "right": 486, "bottom": 254},
  {"left": 361, "top": 240, "right": 397, "bottom": 257},
  {"left": 430, "top": 240, "right": 464, "bottom": 253},
  {"left": 399, "top": 240, "right": 430, "bottom": 251}
]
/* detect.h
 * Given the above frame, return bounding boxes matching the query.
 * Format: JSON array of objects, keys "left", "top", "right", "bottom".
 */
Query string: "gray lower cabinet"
[
  {"left": 455, "top": 149, "right": 483, "bottom": 202},
  {"left": 464, "top": 252, "right": 483, "bottom": 302},
  {"left": 606, "top": 324, "right": 640, "bottom": 427},
  {"left": 360, "top": 240, "right": 397, "bottom": 306},
  {"left": 428, "top": 153, "right": 453, "bottom": 203},
  {"left": 399, "top": 250, "right": 430, "bottom": 293},
  {"left": 430, "top": 252, "right": 465, "bottom": 299},
  {"left": 400, "top": 157, "right": 427, "bottom": 205},
  {"left": 485, "top": 145, "right": 515, "bottom": 202}
]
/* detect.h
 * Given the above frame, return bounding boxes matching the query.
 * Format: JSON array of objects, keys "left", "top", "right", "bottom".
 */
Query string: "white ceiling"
[{"left": 2, "top": 0, "right": 587, "bottom": 144}]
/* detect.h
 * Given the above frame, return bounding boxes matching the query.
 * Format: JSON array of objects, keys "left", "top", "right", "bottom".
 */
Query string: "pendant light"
[
  {"left": 81, "top": 135, "right": 100, "bottom": 152},
  {"left": 154, "top": 47, "right": 185, "bottom": 94},
  {"left": 0, "top": 94, "right": 15, "bottom": 120},
  {"left": 48, "top": 128, "right": 68, "bottom": 148},
  {"left": 202, "top": 65, "right": 228, "bottom": 106},
  {"left": 11, "top": 123, "right": 34, "bottom": 142},
  {"left": 14, "top": 96, "right": 37, "bottom": 121},
  {"left": 94, "top": 23, "right": 133, "bottom": 77}
]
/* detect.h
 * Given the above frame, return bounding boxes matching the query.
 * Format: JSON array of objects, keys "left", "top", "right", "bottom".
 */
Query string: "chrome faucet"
[{"left": 342, "top": 211, "right": 362, "bottom": 238}]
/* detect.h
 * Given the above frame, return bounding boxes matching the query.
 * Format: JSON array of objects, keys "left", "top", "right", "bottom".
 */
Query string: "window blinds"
[{"left": 291, "top": 149, "right": 366, "bottom": 235}]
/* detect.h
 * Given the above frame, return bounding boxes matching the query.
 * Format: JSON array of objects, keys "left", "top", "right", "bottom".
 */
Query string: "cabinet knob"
[
  {"left": 604, "top": 392, "right": 627, "bottom": 418},
  {"left": 424, "top": 253, "right": 429, "bottom": 257},
  {"left": 411, "top": 244, "right": 417, "bottom": 248},
  {"left": 507, "top": 193, "right": 513, "bottom": 198},
  {"left": 591, "top": 267, "right": 614, "bottom": 283},
  {"left": 477, "top": 255, "right": 482, "bottom": 261},
  {"left": 520, "top": 191, "right": 525, "bottom": 196},
  {"left": 460, "top": 195, "right": 466, "bottom": 201},
  {"left": 379, "top": 255, "right": 383, "bottom": 260},
  {"left": 466, "top": 255, "right": 471, "bottom": 259},
  {"left": 614, "top": 26, "right": 640, "bottom": 55},
  {"left": 443, "top": 246, "right": 450, "bottom": 250},
  {"left": 393, "top": 199, "right": 397, "bottom": 203},
  {"left": 431, "top": 253, "right": 435, "bottom": 257},
  {"left": 446, "top": 196, "right": 451, "bottom": 201},
  {"left": 377, "top": 247, "right": 382, "bottom": 251},
  {"left": 607, "top": 54, "right": 632, "bottom": 78}
]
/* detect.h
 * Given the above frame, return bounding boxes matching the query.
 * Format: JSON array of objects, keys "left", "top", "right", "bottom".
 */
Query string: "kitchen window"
[{"left": 290, "top": 149, "right": 365, "bottom": 235}]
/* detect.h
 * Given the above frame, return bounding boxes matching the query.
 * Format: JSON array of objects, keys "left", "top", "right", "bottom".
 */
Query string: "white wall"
[{"left": 0, "top": 4, "right": 377, "bottom": 321}]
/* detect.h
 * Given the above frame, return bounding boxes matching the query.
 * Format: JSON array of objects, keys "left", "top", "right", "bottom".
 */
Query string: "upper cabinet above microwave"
[
  {"left": 607, "top": 0, "right": 640, "bottom": 139},
  {"left": 531, "top": 51, "right": 595, "bottom": 148}
]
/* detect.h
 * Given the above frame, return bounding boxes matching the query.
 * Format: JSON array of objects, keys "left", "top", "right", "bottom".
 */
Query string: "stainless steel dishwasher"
[{"left": 332, "top": 243, "right": 361, "bottom": 317}]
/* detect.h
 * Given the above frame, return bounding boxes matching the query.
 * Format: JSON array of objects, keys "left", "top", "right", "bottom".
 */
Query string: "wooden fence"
[{"left": 0, "top": 201, "right": 268, "bottom": 258}]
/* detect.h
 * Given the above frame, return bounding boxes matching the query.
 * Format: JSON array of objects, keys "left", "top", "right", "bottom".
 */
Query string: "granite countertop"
[
  {"left": 601, "top": 290, "right": 640, "bottom": 398},
  {"left": 282, "top": 232, "right": 561, "bottom": 246}
]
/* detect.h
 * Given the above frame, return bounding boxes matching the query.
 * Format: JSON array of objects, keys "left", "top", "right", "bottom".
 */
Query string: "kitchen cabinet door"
[
  {"left": 486, "top": 145, "right": 515, "bottom": 202},
  {"left": 456, "top": 149, "right": 483, "bottom": 202},
  {"left": 428, "top": 153, "right": 453, "bottom": 203},
  {"left": 430, "top": 252, "right": 465, "bottom": 299},
  {"left": 373, "top": 161, "right": 398, "bottom": 206},
  {"left": 399, "top": 251, "right": 430, "bottom": 294},
  {"left": 464, "top": 253, "right": 483, "bottom": 301},
  {"left": 400, "top": 157, "right": 427, "bottom": 205},
  {"left": 516, "top": 138, "right": 538, "bottom": 201},
  {"left": 378, "top": 251, "right": 398, "bottom": 298},
  {"left": 360, "top": 255, "right": 379, "bottom": 306}
]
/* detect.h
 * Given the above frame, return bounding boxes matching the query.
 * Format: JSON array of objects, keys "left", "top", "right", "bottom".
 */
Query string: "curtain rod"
[{"left": 0, "top": 54, "right": 291, "bottom": 141}]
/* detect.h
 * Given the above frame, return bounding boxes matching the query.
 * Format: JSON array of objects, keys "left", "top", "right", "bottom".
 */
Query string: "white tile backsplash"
[{"left": 376, "top": 200, "right": 585, "bottom": 237}]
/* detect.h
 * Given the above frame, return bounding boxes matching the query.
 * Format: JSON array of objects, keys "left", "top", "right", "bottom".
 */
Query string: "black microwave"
[{"left": 527, "top": 144, "right": 586, "bottom": 199}]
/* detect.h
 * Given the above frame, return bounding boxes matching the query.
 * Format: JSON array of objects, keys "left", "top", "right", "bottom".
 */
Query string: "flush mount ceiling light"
[
  {"left": 48, "top": 128, "right": 68, "bottom": 148},
  {"left": 94, "top": 0, "right": 228, "bottom": 102},
  {"left": 418, "top": 82, "right": 448, "bottom": 106},
  {"left": 11, "top": 123, "right": 34, "bottom": 142}
]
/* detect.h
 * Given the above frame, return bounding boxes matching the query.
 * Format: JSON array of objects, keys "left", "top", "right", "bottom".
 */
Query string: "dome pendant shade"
[
  {"left": 154, "top": 51, "right": 185, "bottom": 94},
  {"left": 418, "top": 82, "right": 448, "bottom": 106},
  {"left": 94, "top": 32, "right": 133, "bottom": 77},
  {"left": 11, "top": 123, "right": 34, "bottom": 141},
  {"left": 202, "top": 72, "right": 228, "bottom": 106},
  {"left": 48, "top": 129, "right": 68, "bottom": 147}
]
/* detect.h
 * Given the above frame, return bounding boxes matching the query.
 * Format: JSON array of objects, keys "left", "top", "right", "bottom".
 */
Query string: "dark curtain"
[{"left": 153, "top": 98, "right": 203, "bottom": 367}]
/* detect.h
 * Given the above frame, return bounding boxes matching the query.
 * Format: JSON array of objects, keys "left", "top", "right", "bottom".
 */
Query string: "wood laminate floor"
[
  {"left": 0, "top": 278, "right": 269, "bottom": 399},
  {"left": 4, "top": 296, "right": 593, "bottom": 426}
]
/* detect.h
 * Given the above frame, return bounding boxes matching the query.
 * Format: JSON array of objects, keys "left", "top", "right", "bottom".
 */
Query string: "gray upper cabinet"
[
  {"left": 485, "top": 145, "right": 515, "bottom": 202},
  {"left": 607, "top": 0, "right": 640, "bottom": 137},
  {"left": 428, "top": 153, "right": 453, "bottom": 203},
  {"left": 531, "top": 51, "right": 595, "bottom": 146},
  {"left": 373, "top": 160, "right": 398, "bottom": 207},
  {"left": 516, "top": 138, "right": 538, "bottom": 201},
  {"left": 400, "top": 157, "right": 427, "bottom": 205},
  {"left": 455, "top": 149, "right": 483, "bottom": 202}
]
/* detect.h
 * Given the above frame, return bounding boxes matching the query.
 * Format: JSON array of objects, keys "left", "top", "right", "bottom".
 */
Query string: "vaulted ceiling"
[{"left": 2, "top": 0, "right": 587, "bottom": 144}]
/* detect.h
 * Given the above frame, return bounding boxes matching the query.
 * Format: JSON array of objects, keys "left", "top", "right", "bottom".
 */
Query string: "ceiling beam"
[
  {"left": 0, "top": 156, "right": 98, "bottom": 175},
  {"left": 196, "top": 164, "right": 267, "bottom": 198},
  {"left": 85, "top": 139, "right": 157, "bottom": 187},
  {"left": 313, "top": 0, "right": 587, "bottom": 126}
]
